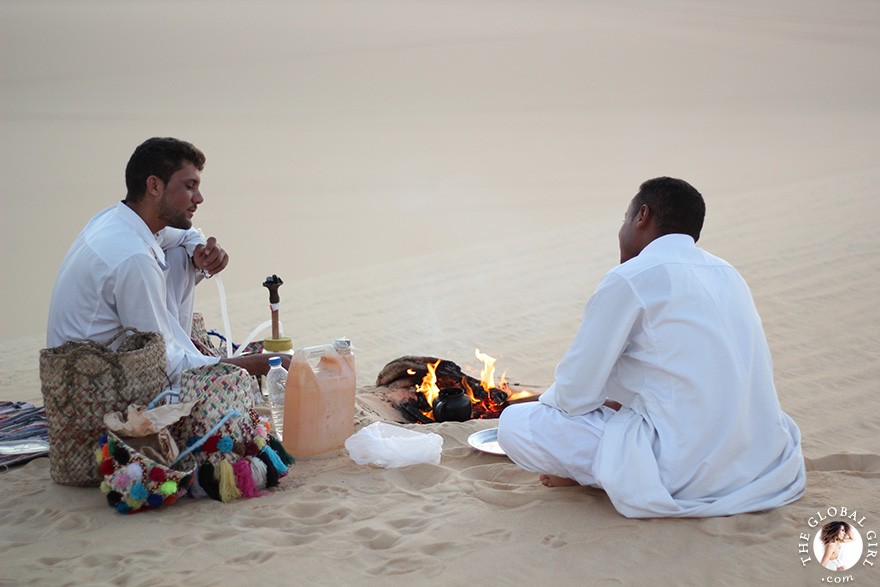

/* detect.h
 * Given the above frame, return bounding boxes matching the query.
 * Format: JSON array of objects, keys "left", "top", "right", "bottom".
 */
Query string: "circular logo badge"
[{"left": 812, "top": 521, "right": 864, "bottom": 572}]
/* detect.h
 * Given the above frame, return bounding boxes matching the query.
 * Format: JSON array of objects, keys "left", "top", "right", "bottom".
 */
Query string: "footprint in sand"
[
  {"left": 386, "top": 514, "right": 432, "bottom": 534},
  {"left": 805, "top": 453, "right": 880, "bottom": 473},
  {"left": 366, "top": 554, "right": 443, "bottom": 578},
  {"left": 354, "top": 526, "right": 401, "bottom": 550},
  {"left": 457, "top": 463, "right": 538, "bottom": 507},
  {"left": 379, "top": 464, "right": 455, "bottom": 493},
  {"left": 541, "top": 533, "right": 568, "bottom": 548}
]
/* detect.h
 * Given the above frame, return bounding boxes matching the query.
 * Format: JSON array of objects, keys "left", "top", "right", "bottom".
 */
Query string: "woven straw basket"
[{"left": 39, "top": 328, "right": 168, "bottom": 486}]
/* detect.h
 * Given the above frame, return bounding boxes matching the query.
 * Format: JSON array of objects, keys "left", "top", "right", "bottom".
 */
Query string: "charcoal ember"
[
  {"left": 397, "top": 397, "right": 434, "bottom": 424},
  {"left": 377, "top": 356, "right": 483, "bottom": 391},
  {"left": 377, "top": 355, "right": 529, "bottom": 422},
  {"left": 490, "top": 388, "right": 508, "bottom": 404}
]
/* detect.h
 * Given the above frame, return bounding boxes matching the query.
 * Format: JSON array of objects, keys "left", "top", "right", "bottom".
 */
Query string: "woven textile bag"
[
  {"left": 174, "top": 363, "right": 256, "bottom": 450},
  {"left": 98, "top": 431, "right": 194, "bottom": 514},
  {"left": 98, "top": 404, "right": 245, "bottom": 514},
  {"left": 39, "top": 328, "right": 167, "bottom": 486},
  {"left": 189, "top": 312, "right": 223, "bottom": 357},
  {"left": 171, "top": 363, "right": 294, "bottom": 501}
]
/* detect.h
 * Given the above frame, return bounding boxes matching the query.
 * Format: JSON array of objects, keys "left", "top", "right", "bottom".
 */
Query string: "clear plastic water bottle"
[{"left": 266, "top": 356, "right": 288, "bottom": 440}]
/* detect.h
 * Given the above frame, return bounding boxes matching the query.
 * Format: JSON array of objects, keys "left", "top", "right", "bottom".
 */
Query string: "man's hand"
[{"left": 192, "top": 236, "right": 229, "bottom": 276}]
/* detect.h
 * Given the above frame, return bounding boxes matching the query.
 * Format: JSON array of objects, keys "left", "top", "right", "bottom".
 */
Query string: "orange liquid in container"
[{"left": 281, "top": 342, "right": 355, "bottom": 457}]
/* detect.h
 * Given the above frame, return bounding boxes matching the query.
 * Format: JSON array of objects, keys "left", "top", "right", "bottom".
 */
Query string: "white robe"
[
  {"left": 47, "top": 203, "right": 219, "bottom": 384},
  {"left": 501, "top": 234, "right": 806, "bottom": 518}
]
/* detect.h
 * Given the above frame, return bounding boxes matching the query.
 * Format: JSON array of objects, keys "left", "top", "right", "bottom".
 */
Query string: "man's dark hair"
[
  {"left": 634, "top": 177, "right": 705, "bottom": 242},
  {"left": 124, "top": 137, "right": 206, "bottom": 202}
]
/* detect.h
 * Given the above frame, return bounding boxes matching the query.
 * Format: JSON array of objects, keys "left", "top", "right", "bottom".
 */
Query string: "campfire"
[{"left": 376, "top": 350, "right": 538, "bottom": 423}]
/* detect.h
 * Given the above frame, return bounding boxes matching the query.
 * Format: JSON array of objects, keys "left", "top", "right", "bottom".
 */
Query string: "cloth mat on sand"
[{"left": 0, "top": 401, "right": 49, "bottom": 469}]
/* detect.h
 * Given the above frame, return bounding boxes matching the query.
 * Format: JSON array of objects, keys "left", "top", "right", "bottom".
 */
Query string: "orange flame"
[
  {"left": 505, "top": 389, "right": 533, "bottom": 402},
  {"left": 475, "top": 348, "right": 496, "bottom": 392},
  {"left": 416, "top": 359, "right": 442, "bottom": 409},
  {"left": 495, "top": 369, "right": 527, "bottom": 400},
  {"left": 461, "top": 377, "right": 480, "bottom": 404},
  {"left": 408, "top": 351, "right": 535, "bottom": 422}
]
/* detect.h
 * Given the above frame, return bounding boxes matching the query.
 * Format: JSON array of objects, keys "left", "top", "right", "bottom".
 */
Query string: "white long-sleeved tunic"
[
  {"left": 538, "top": 234, "right": 806, "bottom": 517},
  {"left": 47, "top": 203, "right": 218, "bottom": 383}
]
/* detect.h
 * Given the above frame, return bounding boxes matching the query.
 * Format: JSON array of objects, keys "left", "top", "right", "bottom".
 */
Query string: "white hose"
[
  {"left": 231, "top": 319, "right": 285, "bottom": 357},
  {"left": 213, "top": 276, "right": 235, "bottom": 357},
  {"left": 213, "top": 275, "right": 283, "bottom": 357}
]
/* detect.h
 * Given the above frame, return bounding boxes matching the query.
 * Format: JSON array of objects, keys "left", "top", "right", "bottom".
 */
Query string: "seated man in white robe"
[
  {"left": 497, "top": 177, "right": 806, "bottom": 518},
  {"left": 47, "top": 137, "right": 289, "bottom": 384}
]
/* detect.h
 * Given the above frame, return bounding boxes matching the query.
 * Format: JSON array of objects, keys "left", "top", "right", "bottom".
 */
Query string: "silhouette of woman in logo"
[{"left": 820, "top": 521, "right": 854, "bottom": 571}]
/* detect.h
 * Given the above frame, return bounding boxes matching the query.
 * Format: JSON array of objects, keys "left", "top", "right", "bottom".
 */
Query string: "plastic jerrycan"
[{"left": 281, "top": 343, "right": 356, "bottom": 457}]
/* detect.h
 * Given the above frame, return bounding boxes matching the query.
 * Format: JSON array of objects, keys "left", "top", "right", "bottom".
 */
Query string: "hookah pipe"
[{"left": 262, "top": 274, "right": 292, "bottom": 352}]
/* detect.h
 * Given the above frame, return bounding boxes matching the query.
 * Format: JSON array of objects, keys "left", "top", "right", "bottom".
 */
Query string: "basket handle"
[
  {"left": 105, "top": 326, "right": 146, "bottom": 348},
  {"left": 169, "top": 409, "right": 241, "bottom": 467},
  {"left": 57, "top": 342, "right": 127, "bottom": 417},
  {"left": 146, "top": 389, "right": 180, "bottom": 409}
]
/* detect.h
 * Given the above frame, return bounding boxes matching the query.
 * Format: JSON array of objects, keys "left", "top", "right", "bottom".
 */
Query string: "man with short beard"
[{"left": 47, "top": 137, "right": 288, "bottom": 383}]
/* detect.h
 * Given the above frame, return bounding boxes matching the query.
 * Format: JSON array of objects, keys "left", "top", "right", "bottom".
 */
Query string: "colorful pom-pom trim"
[
  {"left": 217, "top": 435, "right": 234, "bottom": 454},
  {"left": 96, "top": 434, "right": 193, "bottom": 515},
  {"left": 97, "top": 428, "right": 292, "bottom": 514}
]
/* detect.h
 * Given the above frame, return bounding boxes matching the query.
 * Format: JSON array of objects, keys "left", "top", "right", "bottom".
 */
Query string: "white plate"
[{"left": 467, "top": 427, "right": 506, "bottom": 455}]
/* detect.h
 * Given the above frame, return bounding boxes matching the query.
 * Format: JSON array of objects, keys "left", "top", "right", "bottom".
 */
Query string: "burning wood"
[{"left": 376, "top": 351, "right": 538, "bottom": 423}]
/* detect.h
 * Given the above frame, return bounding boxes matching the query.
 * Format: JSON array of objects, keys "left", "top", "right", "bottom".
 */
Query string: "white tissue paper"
[{"left": 345, "top": 422, "right": 443, "bottom": 468}]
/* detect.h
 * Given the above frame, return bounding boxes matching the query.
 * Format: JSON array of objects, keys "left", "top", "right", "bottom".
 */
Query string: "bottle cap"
[
  {"left": 332, "top": 338, "right": 351, "bottom": 351},
  {"left": 268, "top": 356, "right": 282, "bottom": 367}
]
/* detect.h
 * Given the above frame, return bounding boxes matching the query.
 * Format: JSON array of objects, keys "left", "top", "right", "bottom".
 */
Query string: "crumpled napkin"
[
  {"left": 103, "top": 401, "right": 197, "bottom": 465},
  {"left": 345, "top": 422, "right": 443, "bottom": 468}
]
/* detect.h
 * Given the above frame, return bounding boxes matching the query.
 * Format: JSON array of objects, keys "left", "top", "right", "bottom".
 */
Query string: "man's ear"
[
  {"left": 635, "top": 203, "right": 652, "bottom": 227},
  {"left": 146, "top": 175, "right": 163, "bottom": 197}
]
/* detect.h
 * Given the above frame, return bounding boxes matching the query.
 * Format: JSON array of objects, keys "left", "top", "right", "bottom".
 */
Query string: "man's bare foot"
[{"left": 539, "top": 474, "right": 579, "bottom": 487}]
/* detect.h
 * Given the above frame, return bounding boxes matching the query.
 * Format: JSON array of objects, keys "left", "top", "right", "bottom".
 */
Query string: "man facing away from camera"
[
  {"left": 47, "top": 137, "right": 289, "bottom": 384},
  {"left": 498, "top": 177, "right": 806, "bottom": 518}
]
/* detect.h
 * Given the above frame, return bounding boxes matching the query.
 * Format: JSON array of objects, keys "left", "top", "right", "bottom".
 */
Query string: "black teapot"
[{"left": 432, "top": 387, "right": 472, "bottom": 422}]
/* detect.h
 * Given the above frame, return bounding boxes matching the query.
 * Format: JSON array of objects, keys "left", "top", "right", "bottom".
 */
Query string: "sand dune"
[{"left": 2, "top": 1, "right": 879, "bottom": 585}]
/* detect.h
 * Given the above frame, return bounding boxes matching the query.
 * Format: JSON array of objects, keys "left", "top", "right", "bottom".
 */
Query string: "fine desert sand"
[{"left": 2, "top": 2, "right": 879, "bottom": 585}]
